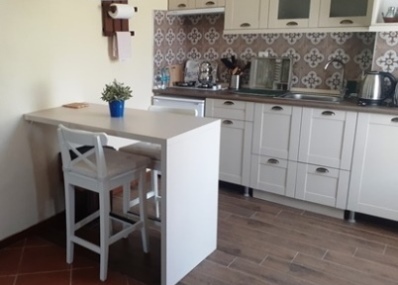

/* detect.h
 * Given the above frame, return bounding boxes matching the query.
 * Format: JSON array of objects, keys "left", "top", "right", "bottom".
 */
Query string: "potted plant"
[{"left": 101, "top": 79, "right": 133, "bottom": 117}]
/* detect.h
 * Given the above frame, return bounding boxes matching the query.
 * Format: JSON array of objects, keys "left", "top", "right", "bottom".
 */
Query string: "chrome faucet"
[{"left": 324, "top": 58, "right": 346, "bottom": 97}]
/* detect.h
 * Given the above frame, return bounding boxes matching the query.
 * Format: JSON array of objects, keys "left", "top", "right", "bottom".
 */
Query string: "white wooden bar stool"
[
  {"left": 57, "top": 124, "right": 151, "bottom": 281},
  {"left": 119, "top": 106, "right": 198, "bottom": 219}
]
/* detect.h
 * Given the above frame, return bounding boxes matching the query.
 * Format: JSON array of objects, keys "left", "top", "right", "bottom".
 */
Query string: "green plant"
[{"left": 100, "top": 79, "right": 133, "bottom": 102}]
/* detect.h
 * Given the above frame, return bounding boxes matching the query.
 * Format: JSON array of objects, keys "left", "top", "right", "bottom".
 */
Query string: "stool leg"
[
  {"left": 99, "top": 186, "right": 110, "bottom": 281},
  {"left": 65, "top": 182, "right": 75, "bottom": 264},
  {"left": 122, "top": 181, "right": 130, "bottom": 214},
  {"left": 152, "top": 170, "right": 160, "bottom": 219},
  {"left": 138, "top": 170, "right": 150, "bottom": 253}
]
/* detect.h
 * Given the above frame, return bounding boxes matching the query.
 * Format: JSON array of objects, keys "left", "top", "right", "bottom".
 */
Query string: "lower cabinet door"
[
  {"left": 295, "top": 163, "right": 349, "bottom": 209},
  {"left": 250, "top": 155, "right": 297, "bottom": 197},
  {"left": 219, "top": 119, "right": 252, "bottom": 186}
]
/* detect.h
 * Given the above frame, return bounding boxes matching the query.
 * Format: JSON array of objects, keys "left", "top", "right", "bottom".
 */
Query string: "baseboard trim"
[
  {"left": 0, "top": 212, "right": 65, "bottom": 249},
  {"left": 252, "top": 190, "right": 345, "bottom": 219}
]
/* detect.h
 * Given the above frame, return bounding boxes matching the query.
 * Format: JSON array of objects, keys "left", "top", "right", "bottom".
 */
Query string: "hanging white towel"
[{"left": 113, "top": 32, "right": 132, "bottom": 61}]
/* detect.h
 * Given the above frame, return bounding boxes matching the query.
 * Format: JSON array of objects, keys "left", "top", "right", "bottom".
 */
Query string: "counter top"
[{"left": 153, "top": 88, "right": 398, "bottom": 116}]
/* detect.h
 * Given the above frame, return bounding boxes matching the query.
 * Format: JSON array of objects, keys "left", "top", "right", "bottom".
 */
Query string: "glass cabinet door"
[
  {"left": 268, "top": 0, "right": 320, "bottom": 28},
  {"left": 319, "top": 0, "right": 373, "bottom": 27}
]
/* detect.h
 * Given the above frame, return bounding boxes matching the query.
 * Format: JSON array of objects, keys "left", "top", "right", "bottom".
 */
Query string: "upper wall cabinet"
[
  {"left": 370, "top": 0, "right": 398, "bottom": 31},
  {"left": 318, "top": 0, "right": 373, "bottom": 27},
  {"left": 169, "top": 0, "right": 195, "bottom": 10},
  {"left": 268, "top": 0, "right": 320, "bottom": 29},
  {"left": 168, "top": 0, "right": 225, "bottom": 14},
  {"left": 224, "top": 0, "right": 269, "bottom": 31}
]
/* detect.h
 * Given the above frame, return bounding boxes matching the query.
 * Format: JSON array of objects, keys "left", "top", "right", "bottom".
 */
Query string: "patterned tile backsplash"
[
  {"left": 153, "top": 11, "right": 377, "bottom": 90},
  {"left": 374, "top": 32, "right": 398, "bottom": 78}
]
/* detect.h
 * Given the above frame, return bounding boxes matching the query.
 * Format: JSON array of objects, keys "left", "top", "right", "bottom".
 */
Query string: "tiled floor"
[
  {"left": 3, "top": 184, "right": 398, "bottom": 285},
  {"left": 0, "top": 236, "right": 145, "bottom": 285}
]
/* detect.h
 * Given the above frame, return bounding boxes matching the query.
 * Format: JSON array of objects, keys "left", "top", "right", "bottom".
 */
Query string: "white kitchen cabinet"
[
  {"left": 196, "top": 0, "right": 225, "bottom": 8},
  {"left": 206, "top": 98, "right": 253, "bottom": 186},
  {"left": 169, "top": 0, "right": 195, "bottom": 10},
  {"left": 251, "top": 155, "right": 297, "bottom": 197},
  {"left": 169, "top": 0, "right": 225, "bottom": 10},
  {"left": 318, "top": 0, "right": 373, "bottom": 27},
  {"left": 348, "top": 113, "right": 398, "bottom": 221},
  {"left": 295, "top": 163, "right": 350, "bottom": 209},
  {"left": 299, "top": 108, "right": 357, "bottom": 170},
  {"left": 268, "top": 0, "right": 320, "bottom": 29},
  {"left": 369, "top": 0, "right": 398, "bottom": 31},
  {"left": 252, "top": 103, "right": 302, "bottom": 161},
  {"left": 224, "top": 0, "right": 269, "bottom": 31}
]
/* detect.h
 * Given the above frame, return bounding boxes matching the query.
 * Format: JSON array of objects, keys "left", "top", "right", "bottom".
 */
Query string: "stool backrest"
[
  {"left": 58, "top": 124, "right": 108, "bottom": 179},
  {"left": 148, "top": 105, "right": 198, "bottom": 116}
]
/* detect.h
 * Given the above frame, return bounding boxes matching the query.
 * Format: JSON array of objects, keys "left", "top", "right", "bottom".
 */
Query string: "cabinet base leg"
[
  {"left": 348, "top": 211, "right": 356, "bottom": 223},
  {"left": 243, "top": 187, "right": 250, "bottom": 197}
]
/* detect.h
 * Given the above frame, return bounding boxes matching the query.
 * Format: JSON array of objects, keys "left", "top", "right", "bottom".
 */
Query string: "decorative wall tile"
[
  {"left": 372, "top": 32, "right": 398, "bottom": 77},
  {"left": 153, "top": 11, "right": 375, "bottom": 90}
]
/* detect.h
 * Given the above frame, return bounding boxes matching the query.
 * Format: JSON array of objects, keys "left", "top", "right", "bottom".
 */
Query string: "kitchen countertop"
[{"left": 153, "top": 87, "right": 398, "bottom": 116}]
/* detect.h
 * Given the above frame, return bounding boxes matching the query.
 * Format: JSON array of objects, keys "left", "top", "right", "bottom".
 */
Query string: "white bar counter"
[{"left": 24, "top": 104, "right": 221, "bottom": 285}]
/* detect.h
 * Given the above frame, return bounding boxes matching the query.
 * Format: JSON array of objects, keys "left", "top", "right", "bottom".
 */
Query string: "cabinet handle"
[
  {"left": 286, "top": 21, "right": 298, "bottom": 26},
  {"left": 321, "top": 111, "right": 335, "bottom": 116},
  {"left": 177, "top": 3, "right": 186, "bottom": 7},
  {"left": 205, "top": 1, "right": 215, "bottom": 5},
  {"left": 316, "top": 167, "right": 329, "bottom": 174},
  {"left": 222, "top": 120, "right": 233, "bottom": 125},
  {"left": 271, "top": 106, "right": 283, "bottom": 111},
  {"left": 340, "top": 19, "right": 353, "bottom": 25},
  {"left": 223, "top": 101, "right": 235, "bottom": 105},
  {"left": 240, "top": 23, "right": 251, "bottom": 28},
  {"left": 267, "top": 158, "right": 279, "bottom": 165},
  {"left": 391, "top": 117, "right": 398, "bottom": 123}
]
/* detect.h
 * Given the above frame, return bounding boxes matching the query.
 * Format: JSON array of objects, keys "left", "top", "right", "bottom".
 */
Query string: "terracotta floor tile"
[
  {"left": 24, "top": 236, "right": 53, "bottom": 247},
  {"left": 15, "top": 271, "right": 70, "bottom": 285},
  {"left": 72, "top": 268, "right": 128, "bottom": 285},
  {"left": 0, "top": 248, "right": 23, "bottom": 276},
  {"left": 0, "top": 276, "right": 16, "bottom": 285},
  {"left": 19, "top": 245, "right": 70, "bottom": 274}
]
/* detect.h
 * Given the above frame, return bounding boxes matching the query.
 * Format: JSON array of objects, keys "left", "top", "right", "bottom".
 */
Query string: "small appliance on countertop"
[{"left": 357, "top": 71, "right": 397, "bottom": 106}]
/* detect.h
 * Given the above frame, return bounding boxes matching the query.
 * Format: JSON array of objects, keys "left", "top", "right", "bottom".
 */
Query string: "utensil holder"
[{"left": 230, "top": 75, "right": 240, "bottom": 90}]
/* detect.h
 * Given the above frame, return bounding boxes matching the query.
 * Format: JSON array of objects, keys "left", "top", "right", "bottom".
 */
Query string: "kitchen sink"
[{"left": 278, "top": 92, "right": 342, "bottom": 103}]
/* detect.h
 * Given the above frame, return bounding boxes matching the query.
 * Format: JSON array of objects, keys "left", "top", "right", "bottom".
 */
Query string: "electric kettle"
[
  {"left": 358, "top": 71, "right": 397, "bottom": 105},
  {"left": 198, "top": 61, "right": 213, "bottom": 86}
]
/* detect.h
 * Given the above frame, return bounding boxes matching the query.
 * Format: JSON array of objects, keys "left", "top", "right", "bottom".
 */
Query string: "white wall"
[{"left": 0, "top": 0, "right": 167, "bottom": 241}]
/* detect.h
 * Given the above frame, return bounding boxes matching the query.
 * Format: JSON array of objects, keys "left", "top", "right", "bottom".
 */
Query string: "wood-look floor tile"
[
  {"left": 354, "top": 247, "right": 398, "bottom": 270},
  {"left": 293, "top": 253, "right": 398, "bottom": 285},
  {"left": 207, "top": 249, "right": 236, "bottom": 266},
  {"left": 324, "top": 250, "right": 398, "bottom": 282},
  {"left": 253, "top": 211, "right": 386, "bottom": 255},
  {"left": 218, "top": 201, "right": 256, "bottom": 218},
  {"left": 262, "top": 255, "right": 361, "bottom": 285},
  {"left": 230, "top": 257, "right": 314, "bottom": 285},
  {"left": 385, "top": 245, "right": 398, "bottom": 258},
  {"left": 195, "top": 259, "right": 270, "bottom": 285},
  {"left": 222, "top": 215, "right": 327, "bottom": 259},
  {"left": 178, "top": 266, "right": 230, "bottom": 285},
  {"left": 218, "top": 223, "right": 299, "bottom": 261}
]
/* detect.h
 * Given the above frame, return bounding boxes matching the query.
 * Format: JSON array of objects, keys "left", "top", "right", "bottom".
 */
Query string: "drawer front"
[
  {"left": 206, "top": 98, "right": 254, "bottom": 121},
  {"left": 296, "top": 163, "right": 349, "bottom": 209},
  {"left": 250, "top": 155, "right": 297, "bottom": 198}
]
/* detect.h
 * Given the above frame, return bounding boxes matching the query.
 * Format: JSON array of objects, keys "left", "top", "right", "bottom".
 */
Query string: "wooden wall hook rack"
[{"left": 101, "top": 0, "right": 137, "bottom": 37}]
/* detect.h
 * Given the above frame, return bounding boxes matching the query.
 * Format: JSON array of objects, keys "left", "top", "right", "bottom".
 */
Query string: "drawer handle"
[
  {"left": 177, "top": 3, "right": 186, "bottom": 7},
  {"left": 322, "top": 111, "right": 335, "bottom": 116},
  {"left": 223, "top": 120, "right": 233, "bottom": 125},
  {"left": 286, "top": 21, "right": 298, "bottom": 26},
  {"left": 316, "top": 167, "right": 329, "bottom": 174},
  {"left": 340, "top": 19, "right": 353, "bottom": 25},
  {"left": 391, "top": 117, "right": 398, "bottom": 123},
  {"left": 271, "top": 106, "right": 283, "bottom": 111},
  {"left": 267, "top": 158, "right": 279, "bottom": 165},
  {"left": 240, "top": 23, "right": 251, "bottom": 28},
  {"left": 223, "top": 101, "right": 235, "bottom": 105},
  {"left": 205, "top": 1, "right": 215, "bottom": 5}
]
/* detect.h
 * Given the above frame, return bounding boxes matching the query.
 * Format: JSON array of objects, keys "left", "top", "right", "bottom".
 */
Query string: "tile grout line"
[{"left": 13, "top": 237, "right": 27, "bottom": 285}]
